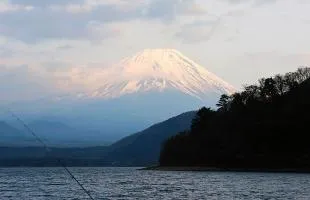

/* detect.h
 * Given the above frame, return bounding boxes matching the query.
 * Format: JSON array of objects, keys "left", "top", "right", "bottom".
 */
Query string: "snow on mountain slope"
[{"left": 58, "top": 49, "right": 235, "bottom": 100}]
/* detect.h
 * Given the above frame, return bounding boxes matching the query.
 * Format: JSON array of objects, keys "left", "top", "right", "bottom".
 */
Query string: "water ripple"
[{"left": 1, "top": 168, "right": 310, "bottom": 200}]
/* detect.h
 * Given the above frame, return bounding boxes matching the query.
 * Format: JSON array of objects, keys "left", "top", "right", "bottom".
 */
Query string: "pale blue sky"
[{"left": 1, "top": 0, "right": 310, "bottom": 102}]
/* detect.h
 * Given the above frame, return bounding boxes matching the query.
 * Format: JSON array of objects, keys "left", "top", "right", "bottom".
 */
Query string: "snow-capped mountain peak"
[{"left": 61, "top": 49, "right": 235, "bottom": 100}]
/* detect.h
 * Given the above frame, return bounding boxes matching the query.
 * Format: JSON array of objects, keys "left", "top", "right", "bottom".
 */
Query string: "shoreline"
[{"left": 139, "top": 166, "right": 310, "bottom": 173}]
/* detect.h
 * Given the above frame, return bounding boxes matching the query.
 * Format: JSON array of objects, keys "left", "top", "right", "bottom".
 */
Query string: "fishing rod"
[{"left": 6, "top": 109, "right": 95, "bottom": 200}]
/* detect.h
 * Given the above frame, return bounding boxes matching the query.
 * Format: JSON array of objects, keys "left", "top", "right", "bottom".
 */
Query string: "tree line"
[{"left": 159, "top": 67, "right": 310, "bottom": 170}]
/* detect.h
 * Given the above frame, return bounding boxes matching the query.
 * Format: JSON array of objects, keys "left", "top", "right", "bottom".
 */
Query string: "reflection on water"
[{"left": 1, "top": 167, "right": 310, "bottom": 200}]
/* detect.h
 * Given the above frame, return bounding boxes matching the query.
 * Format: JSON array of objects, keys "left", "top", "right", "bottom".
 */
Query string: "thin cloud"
[
  {"left": 0, "top": 3, "right": 140, "bottom": 43},
  {"left": 145, "top": 0, "right": 208, "bottom": 21},
  {"left": 0, "top": 1, "right": 33, "bottom": 13},
  {"left": 0, "top": 0, "right": 208, "bottom": 43},
  {"left": 224, "top": 0, "right": 277, "bottom": 4},
  {"left": 0, "top": 64, "right": 56, "bottom": 103},
  {"left": 175, "top": 19, "right": 222, "bottom": 43},
  {"left": 9, "top": 0, "right": 84, "bottom": 7},
  {"left": 175, "top": 8, "right": 246, "bottom": 43},
  {"left": 56, "top": 45, "right": 75, "bottom": 50}
]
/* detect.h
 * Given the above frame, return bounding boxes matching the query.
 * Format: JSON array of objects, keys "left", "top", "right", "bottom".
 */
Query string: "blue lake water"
[{"left": 1, "top": 167, "right": 310, "bottom": 199}]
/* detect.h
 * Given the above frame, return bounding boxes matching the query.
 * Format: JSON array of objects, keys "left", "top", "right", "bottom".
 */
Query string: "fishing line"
[{"left": 5, "top": 109, "right": 95, "bottom": 200}]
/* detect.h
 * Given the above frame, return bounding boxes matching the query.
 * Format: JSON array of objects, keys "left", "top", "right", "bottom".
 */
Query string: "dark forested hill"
[
  {"left": 160, "top": 67, "right": 310, "bottom": 170},
  {"left": 103, "top": 111, "right": 196, "bottom": 166}
]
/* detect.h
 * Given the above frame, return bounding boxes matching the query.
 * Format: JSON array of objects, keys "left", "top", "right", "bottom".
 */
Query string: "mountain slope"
[
  {"left": 56, "top": 49, "right": 235, "bottom": 101},
  {"left": 103, "top": 111, "right": 197, "bottom": 166}
]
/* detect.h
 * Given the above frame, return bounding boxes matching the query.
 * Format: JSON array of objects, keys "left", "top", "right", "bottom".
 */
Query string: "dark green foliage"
[
  {"left": 160, "top": 67, "right": 310, "bottom": 169},
  {"left": 216, "top": 94, "right": 231, "bottom": 112}
]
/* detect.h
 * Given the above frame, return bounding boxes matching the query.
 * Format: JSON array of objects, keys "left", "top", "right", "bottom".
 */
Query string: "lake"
[{"left": 1, "top": 167, "right": 310, "bottom": 199}]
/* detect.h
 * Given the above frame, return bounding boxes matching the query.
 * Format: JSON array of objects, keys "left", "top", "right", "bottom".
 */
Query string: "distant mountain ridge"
[
  {"left": 0, "top": 111, "right": 197, "bottom": 166},
  {"left": 0, "top": 121, "right": 35, "bottom": 146},
  {"left": 28, "top": 120, "right": 111, "bottom": 147},
  {"left": 0, "top": 120, "right": 112, "bottom": 147}
]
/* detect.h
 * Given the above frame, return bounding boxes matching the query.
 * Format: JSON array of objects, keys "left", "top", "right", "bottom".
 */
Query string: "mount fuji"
[
  {"left": 57, "top": 48, "right": 235, "bottom": 100},
  {"left": 7, "top": 49, "right": 235, "bottom": 142}
]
